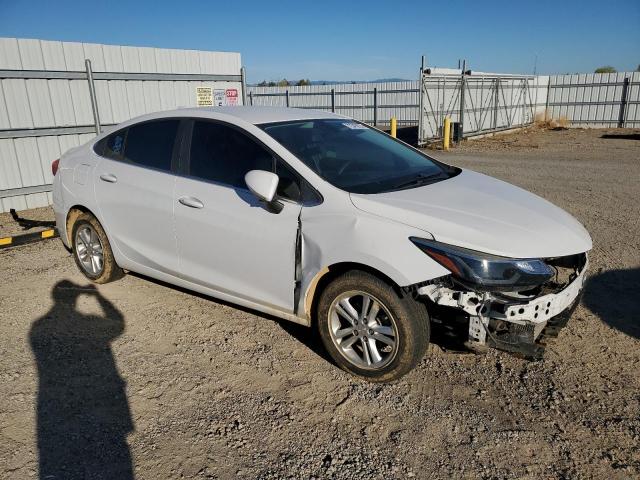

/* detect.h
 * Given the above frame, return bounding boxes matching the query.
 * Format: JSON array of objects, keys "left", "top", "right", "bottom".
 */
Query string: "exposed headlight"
[{"left": 410, "top": 237, "right": 554, "bottom": 292}]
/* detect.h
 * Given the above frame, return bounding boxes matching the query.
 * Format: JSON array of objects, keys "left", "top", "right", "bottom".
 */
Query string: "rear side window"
[
  {"left": 189, "top": 121, "right": 273, "bottom": 188},
  {"left": 124, "top": 120, "right": 179, "bottom": 172},
  {"left": 95, "top": 130, "right": 126, "bottom": 160}
]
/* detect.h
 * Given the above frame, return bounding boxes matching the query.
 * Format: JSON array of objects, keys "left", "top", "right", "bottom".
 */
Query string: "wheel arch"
[
  {"left": 303, "top": 261, "right": 405, "bottom": 324},
  {"left": 65, "top": 205, "right": 97, "bottom": 245}
]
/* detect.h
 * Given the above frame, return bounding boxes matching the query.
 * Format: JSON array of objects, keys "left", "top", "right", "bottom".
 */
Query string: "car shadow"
[
  {"left": 29, "top": 280, "right": 134, "bottom": 480},
  {"left": 128, "top": 272, "right": 470, "bottom": 369},
  {"left": 128, "top": 272, "right": 337, "bottom": 368},
  {"left": 583, "top": 267, "right": 640, "bottom": 339},
  {"left": 600, "top": 133, "right": 640, "bottom": 140}
]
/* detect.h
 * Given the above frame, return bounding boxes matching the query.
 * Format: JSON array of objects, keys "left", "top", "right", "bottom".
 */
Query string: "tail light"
[{"left": 51, "top": 158, "right": 60, "bottom": 176}]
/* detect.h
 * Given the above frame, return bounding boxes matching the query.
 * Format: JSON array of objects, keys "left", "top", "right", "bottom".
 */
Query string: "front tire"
[
  {"left": 317, "top": 270, "right": 429, "bottom": 382},
  {"left": 71, "top": 212, "right": 123, "bottom": 284}
]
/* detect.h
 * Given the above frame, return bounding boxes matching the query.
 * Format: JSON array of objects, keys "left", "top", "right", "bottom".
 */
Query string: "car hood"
[{"left": 349, "top": 169, "right": 592, "bottom": 259}]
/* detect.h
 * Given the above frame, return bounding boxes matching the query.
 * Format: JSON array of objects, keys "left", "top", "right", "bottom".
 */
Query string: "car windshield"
[{"left": 260, "top": 118, "right": 456, "bottom": 194}]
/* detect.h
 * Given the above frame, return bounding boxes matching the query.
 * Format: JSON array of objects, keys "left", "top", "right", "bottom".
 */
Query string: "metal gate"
[{"left": 418, "top": 72, "right": 538, "bottom": 145}]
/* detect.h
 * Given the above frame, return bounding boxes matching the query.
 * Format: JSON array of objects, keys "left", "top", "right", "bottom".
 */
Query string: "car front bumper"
[{"left": 417, "top": 259, "right": 588, "bottom": 359}]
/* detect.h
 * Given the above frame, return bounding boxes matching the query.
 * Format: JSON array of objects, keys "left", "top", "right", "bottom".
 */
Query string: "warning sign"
[
  {"left": 226, "top": 89, "right": 239, "bottom": 106},
  {"left": 214, "top": 89, "right": 225, "bottom": 106},
  {"left": 196, "top": 87, "right": 213, "bottom": 106}
]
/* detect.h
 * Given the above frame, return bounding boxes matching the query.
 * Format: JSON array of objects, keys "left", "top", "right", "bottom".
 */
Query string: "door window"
[
  {"left": 189, "top": 121, "right": 273, "bottom": 188},
  {"left": 124, "top": 119, "right": 179, "bottom": 172}
]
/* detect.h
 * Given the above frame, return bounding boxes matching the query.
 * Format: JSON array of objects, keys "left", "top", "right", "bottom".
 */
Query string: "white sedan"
[{"left": 52, "top": 107, "right": 591, "bottom": 381}]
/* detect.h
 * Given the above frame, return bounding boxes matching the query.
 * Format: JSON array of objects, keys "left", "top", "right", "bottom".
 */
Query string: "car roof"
[{"left": 173, "top": 106, "right": 343, "bottom": 125}]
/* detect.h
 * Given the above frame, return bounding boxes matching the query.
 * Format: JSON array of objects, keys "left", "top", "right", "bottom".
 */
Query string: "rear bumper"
[
  {"left": 418, "top": 259, "right": 588, "bottom": 359},
  {"left": 53, "top": 205, "right": 70, "bottom": 248}
]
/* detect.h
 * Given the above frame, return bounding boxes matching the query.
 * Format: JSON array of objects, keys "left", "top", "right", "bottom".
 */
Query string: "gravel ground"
[{"left": 1, "top": 128, "right": 639, "bottom": 479}]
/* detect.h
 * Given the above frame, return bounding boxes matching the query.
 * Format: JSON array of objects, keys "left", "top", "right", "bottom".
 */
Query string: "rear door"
[
  {"left": 174, "top": 119, "right": 303, "bottom": 313},
  {"left": 94, "top": 118, "right": 182, "bottom": 275}
]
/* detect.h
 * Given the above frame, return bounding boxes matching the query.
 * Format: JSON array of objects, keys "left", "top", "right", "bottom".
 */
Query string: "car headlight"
[{"left": 410, "top": 237, "right": 554, "bottom": 292}]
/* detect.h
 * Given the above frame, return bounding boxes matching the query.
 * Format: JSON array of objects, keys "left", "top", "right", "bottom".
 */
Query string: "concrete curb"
[{"left": 0, "top": 229, "right": 58, "bottom": 249}]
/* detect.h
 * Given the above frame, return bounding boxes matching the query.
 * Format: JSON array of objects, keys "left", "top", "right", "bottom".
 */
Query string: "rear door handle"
[
  {"left": 178, "top": 196, "right": 204, "bottom": 209},
  {"left": 99, "top": 173, "right": 117, "bottom": 183}
]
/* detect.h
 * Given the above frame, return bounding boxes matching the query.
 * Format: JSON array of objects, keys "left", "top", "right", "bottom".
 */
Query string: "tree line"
[{"left": 256, "top": 79, "right": 311, "bottom": 87}]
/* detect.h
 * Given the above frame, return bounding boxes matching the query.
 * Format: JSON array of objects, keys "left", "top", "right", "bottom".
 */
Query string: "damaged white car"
[{"left": 52, "top": 107, "right": 591, "bottom": 382}]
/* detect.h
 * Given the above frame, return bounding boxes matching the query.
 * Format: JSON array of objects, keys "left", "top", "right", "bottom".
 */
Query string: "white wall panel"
[
  {"left": 121, "top": 46, "right": 142, "bottom": 72},
  {"left": 102, "top": 45, "right": 125, "bottom": 72},
  {"left": 40, "top": 40, "right": 67, "bottom": 70},
  {"left": 69, "top": 80, "right": 93, "bottom": 125},
  {"left": 26, "top": 79, "right": 55, "bottom": 127},
  {"left": 13, "top": 137, "right": 44, "bottom": 187},
  {"left": 36, "top": 136, "right": 61, "bottom": 184},
  {"left": 94, "top": 80, "right": 114, "bottom": 124},
  {"left": 62, "top": 41, "right": 85, "bottom": 71},
  {"left": 138, "top": 47, "right": 157, "bottom": 73},
  {"left": 0, "top": 38, "right": 21, "bottom": 69},
  {"left": 2, "top": 79, "right": 33, "bottom": 128},
  {"left": 82, "top": 43, "right": 106, "bottom": 71},
  {"left": 125, "top": 81, "right": 146, "bottom": 118},
  {"left": 48, "top": 80, "right": 77, "bottom": 126},
  {"left": 107, "top": 81, "right": 131, "bottom": 123},
  {"left": 17, "top": 38, "right": 45, "bottom": 69}
]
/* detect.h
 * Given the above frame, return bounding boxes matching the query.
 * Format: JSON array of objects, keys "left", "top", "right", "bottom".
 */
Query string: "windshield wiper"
[{"left": 389, "top": 172, "right": 443, "bottom": 191}]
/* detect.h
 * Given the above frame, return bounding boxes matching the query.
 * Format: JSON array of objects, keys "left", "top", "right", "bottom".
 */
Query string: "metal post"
[
  {"left": 285, "top": 89, "right": 290, "bottom": 107},
  {"left": 618, "top": 77, "right": 630, "bottom": 128},
  {"left": 458, "top": 60, "right": 466, "bottom": 140},
  {"left": 544, "top": 77, "right": 550, "bottom": 122},
  {"left": 493, "top": 78, "right": 499, "bottom": 131},
  {"left": 418, "top": 56, "right": 425, "bottom": 145},
  {"left": 240, "top": 66, "right": 247, "bottom": 106},
  {"left": 373, "top": 87, "right": 378, "bottom": 127},
  {"left": 331, "top": 89, "right": 335, "bottom": 113},
  {"left": 249, "top": 91, "right": 253, "bottom": 106},
  {"left": 85, "top": 59, "right": 101, "bottom": 135}
]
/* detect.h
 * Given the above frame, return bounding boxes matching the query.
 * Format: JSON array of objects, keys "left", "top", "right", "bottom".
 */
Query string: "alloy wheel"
[
  {"left": 328, "top": 291, "right": 399, "bottom": 369},
  {"left": 75, "top": 224, "right": 104, "bottom": 276}
]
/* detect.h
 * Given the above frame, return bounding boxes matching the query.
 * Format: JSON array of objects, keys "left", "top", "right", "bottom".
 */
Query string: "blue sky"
[{"left": 1, "top": 0, "right": 638, "bottom": 82}]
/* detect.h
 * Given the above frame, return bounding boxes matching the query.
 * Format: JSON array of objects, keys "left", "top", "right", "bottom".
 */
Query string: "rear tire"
[
  {"left": 316, "top": 270, "right": 429, "bottom": 382},
  {"left": 71, "top": 212, "right": 123, "bottom": 284}
]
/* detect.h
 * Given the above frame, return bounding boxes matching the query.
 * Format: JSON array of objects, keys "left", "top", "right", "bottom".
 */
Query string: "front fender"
[{"left": 298, "top": 208, "right": 450, "bottom": 319}]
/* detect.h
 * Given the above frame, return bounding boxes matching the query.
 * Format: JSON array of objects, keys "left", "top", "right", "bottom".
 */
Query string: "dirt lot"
[{"left": 1, "top": 128, "right": 639, "bottom": 479}]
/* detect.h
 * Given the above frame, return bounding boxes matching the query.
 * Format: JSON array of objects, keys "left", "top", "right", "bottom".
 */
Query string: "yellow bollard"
[
  {"left": 443, "top": 117, "right": 451, "bottom": 151},
  {"left": 390, "top": 117, "right": 397, "bottom": 138}
]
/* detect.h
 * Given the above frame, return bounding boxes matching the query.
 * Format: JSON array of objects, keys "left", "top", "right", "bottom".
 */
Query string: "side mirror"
[
  {"left": 245, "top": 170, "right": 283, "bottom": 213},
  {"left": 245, "top": 170, "right": 279, "bottom": 202}
]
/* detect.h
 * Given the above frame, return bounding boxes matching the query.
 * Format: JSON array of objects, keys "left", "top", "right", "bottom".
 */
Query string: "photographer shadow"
[{"left": 29, "top": 280, "right": 134, "bottom": 479}]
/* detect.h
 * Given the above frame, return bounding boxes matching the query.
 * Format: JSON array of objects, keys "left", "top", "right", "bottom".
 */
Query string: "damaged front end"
[{"left": 410, "top": 238, "right": 588, "bottom": 359}]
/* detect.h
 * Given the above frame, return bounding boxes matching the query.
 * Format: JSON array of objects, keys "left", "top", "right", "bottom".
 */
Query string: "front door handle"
[
  {"left": 178, "top": 196, "right": 204, "bottom": 209},
  {"left": 99, "top": 173, "right": 117, "bottom": 183}
]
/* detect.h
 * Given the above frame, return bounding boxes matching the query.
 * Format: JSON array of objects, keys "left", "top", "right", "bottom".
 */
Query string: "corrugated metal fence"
[
  {"left": 247, "top": 72, "right": 639, "bottom": 138},
  {"left": 0, "top": 38, "right": 243, "bottom": 212},
  {"left": 1, "top": 37, "right": 639, "bottom": 213},
  {"left": 247, "top": 81, "right": 420, "bottom": 126},
  {"left": 546, "top": 72, "right": 640, "bottom": 128}
]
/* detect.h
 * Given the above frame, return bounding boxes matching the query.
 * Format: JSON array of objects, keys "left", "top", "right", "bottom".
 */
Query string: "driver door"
[{"left": 174, "top": 120, "right": 302, "bottom": 314}]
